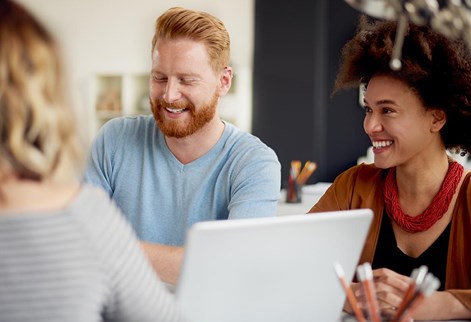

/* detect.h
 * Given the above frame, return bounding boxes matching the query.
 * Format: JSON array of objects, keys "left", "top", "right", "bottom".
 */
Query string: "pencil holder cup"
[{"left": 286, "top": 180, "right": 302, "bottom": 203}]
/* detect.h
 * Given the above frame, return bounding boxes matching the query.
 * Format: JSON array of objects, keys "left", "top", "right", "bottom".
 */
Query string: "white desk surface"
[{"left": 276, "top": 182, "right": 331, "bottom": 216}]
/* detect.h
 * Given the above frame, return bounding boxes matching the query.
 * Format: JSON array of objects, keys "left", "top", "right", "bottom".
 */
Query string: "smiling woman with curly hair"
[{"left": 310, "top": 15, "right": 471, "bottom": 321}]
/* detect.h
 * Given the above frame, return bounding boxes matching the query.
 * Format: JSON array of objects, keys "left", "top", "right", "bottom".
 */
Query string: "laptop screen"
[{"left": 176, "top": 209, "right": 373, "bottom": 322}]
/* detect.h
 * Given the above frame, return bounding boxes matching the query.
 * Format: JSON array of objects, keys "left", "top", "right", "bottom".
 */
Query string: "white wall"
[{"left": 16, "top": 0, "right": 254, "bottom": 142}]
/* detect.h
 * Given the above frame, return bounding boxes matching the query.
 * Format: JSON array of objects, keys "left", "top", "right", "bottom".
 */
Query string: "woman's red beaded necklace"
[{"left": 383, "top": 161, "right": 464, "bottom": 233}]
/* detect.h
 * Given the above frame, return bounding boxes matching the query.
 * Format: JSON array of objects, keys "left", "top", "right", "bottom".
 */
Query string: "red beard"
[{"left": 150, "top": 94, "right": 218, "bottom": 138}]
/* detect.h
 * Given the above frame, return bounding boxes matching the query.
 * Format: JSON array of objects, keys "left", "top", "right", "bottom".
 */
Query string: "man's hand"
[{"left": 141, "top": 242, "right": 184, "bottom": 285}]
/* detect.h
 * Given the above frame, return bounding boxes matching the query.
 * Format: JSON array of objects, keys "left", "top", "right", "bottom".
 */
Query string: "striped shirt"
[{"left": 0, "top": 185, "right": 186, "bottom": 322}]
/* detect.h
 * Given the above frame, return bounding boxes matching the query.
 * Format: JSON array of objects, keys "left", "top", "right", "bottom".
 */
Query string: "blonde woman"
[{"left": 0, "top": 1, "right": 185, "bottom": 321}]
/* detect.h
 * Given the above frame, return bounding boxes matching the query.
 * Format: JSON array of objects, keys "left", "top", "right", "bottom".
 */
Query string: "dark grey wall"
[{"left": 252, "top": 0, "right": 371, "bottom": 185}]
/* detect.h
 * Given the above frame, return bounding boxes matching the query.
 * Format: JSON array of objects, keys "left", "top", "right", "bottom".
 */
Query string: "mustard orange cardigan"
[{"left": 308, "top": 163, "right": 471, "bottom": 309}]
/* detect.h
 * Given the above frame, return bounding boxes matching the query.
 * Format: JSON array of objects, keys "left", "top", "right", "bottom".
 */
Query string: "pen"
[
  {"left": 396, "top": 273, "right": 440, "bottom": 322},
  {"left": 290, "top": 160, "right": 301, "bottom": 179},
  {"left": 391, "top": 265, "right": 428, "bottom": 322},
  {"left": 333, "top": 262, "right": 366, "bottom": 322},
  {"left": 356, "top": 263, "right": 381, "bottom": 322},
  {"left": 296, "top": 161, "right": 317, "bottom": 185}
]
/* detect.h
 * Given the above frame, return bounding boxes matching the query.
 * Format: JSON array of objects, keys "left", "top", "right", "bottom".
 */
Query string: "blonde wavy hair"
[
  {"left": 152, "top": 7, "right": 231, "bottom": 73},
  {"left": 0, "top": 0, "right": 83, "bottom": 183}
]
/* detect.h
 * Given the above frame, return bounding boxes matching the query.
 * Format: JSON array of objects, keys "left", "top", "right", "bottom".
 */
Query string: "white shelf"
[{"left": 90, "top": 73, "right": 150, "bottom": 132}]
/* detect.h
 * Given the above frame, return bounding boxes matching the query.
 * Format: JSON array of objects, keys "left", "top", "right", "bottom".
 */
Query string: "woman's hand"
[
  {"left": 372, "top": 268, "right": 411, "bottom": 320},
  {"left": 343, "top": 269, "right": 411, "bottom": 320},
  {"left": 370, "top": 268, "right": 470, "bottom": 320}
]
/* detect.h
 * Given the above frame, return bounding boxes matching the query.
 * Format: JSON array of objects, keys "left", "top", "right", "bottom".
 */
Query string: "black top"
[{"left": 372, "top": 213, "right": 450, "bottom": 291}]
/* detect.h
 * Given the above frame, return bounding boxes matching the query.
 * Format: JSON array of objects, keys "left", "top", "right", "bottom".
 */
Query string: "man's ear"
[
  {"left": 218, "top": 66, "right": 232, "bottom": 96},
  {"left": 430, "top": 109, "right": 446, "bottom": 133}
]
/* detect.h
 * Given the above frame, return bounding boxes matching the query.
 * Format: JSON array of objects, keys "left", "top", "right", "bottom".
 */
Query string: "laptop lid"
[{"left": 176, "top": 209, "right": 373, "bottom": 322}]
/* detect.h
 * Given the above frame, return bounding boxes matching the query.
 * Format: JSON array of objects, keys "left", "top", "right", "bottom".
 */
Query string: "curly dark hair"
[{"left": 334, "top": 15, "right": 471, "bottom": 155}]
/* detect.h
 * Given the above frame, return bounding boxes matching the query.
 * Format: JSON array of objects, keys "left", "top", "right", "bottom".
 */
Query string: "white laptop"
[{"left": 175, "top": 209, "right": 373, "bottom": 322}]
